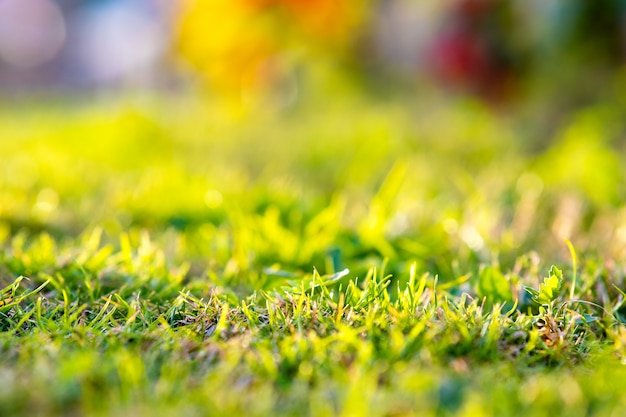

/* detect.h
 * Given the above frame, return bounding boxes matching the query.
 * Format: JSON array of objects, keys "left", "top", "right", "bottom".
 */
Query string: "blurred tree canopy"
[
  {"left": 174, "top": 0, "right": 626, "bottom": 108},
  {"left": 176, "top": 0, "right": 369, "bottom": 99}
]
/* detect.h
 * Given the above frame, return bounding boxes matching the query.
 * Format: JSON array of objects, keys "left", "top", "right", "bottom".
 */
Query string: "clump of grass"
[{"left": 0, "top": 96, "right": 625, "bottom": 416}]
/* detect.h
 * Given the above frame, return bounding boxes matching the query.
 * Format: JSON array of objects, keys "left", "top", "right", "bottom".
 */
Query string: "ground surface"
[{"left": 1, "top": 95, "right": 626, "bottom": 416}]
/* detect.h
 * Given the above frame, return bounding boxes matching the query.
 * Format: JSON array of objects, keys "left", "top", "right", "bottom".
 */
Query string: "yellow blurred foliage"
[{"left": 176, "top": 0, "right": 368, "bottom": 98}]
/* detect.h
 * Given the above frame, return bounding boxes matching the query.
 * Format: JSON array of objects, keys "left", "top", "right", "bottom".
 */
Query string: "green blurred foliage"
[{"left": 0, "top": 94, "right": 625, "bottom": 285}]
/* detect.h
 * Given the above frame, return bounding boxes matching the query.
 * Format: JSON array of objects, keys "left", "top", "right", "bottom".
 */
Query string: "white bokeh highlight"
[{"left": 0, "top": 0, "right": 66, "bottom": 68}]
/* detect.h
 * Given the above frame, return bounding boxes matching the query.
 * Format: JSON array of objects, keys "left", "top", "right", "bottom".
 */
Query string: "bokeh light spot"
[
  {"left": 0, "top": 0, "right": 66, "bottom": 68},
  {"left": 34, "top": 187, "right": 59, "bottom": 214},
  {"left": 204, "top": 189, "right": 223, "bottom": 208}
]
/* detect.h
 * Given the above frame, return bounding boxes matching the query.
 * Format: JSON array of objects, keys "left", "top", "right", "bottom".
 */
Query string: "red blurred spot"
[
  {"left": 430, "top": 26, "right": 490, "bottom": 87},
  {"left": 427, "top": 0, "right": 516, "bottom": 103}
]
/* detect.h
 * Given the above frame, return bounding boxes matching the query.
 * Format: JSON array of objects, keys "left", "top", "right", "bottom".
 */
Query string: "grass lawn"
[{"left": 1, "top": 93, "right": 626, "bottom": 416}]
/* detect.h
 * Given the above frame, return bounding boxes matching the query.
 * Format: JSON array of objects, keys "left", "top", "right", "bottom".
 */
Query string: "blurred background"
[
  {"left": 1, "top": 0, "right": 626, "bottom": 106},
  {"left": 1, "top": 0, "right": 626, "bottom": 287}
]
